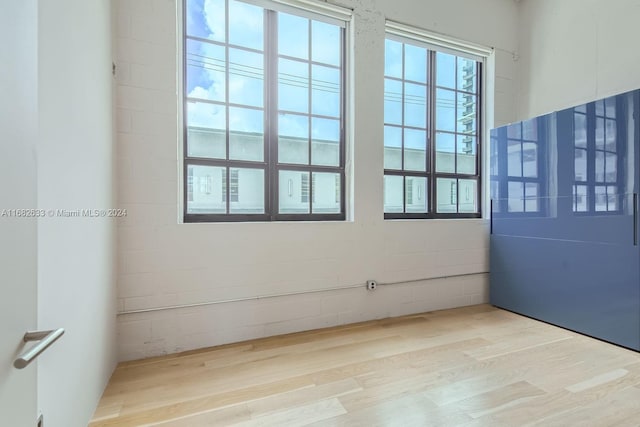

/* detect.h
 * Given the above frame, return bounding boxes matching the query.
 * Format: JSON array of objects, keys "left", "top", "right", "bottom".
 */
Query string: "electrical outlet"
[{"left": 366, "top": 280, "right": 377, "bottom": 290}]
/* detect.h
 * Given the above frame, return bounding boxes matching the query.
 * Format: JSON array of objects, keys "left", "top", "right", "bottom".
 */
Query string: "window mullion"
[
  {"left": 307, "top": 20, "right": 313, "bottom": 214},
  {"left": 453, "top": 57, "right": 458, "bottom": 181},
  {"left": 267, "top": 10, "right": 278, "bottom": 219},
  {"left": 400, "top": 44, "right": 406, "bottom": 174},
  {"left": 429, "top": 50, "right": 437, "bottom": 215}
]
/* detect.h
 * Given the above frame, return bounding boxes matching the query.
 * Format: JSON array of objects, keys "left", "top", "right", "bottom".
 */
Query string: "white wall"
[
  {"left": 517, "top": 0, "right": 640, "bottom": 119},
  {"left": 37, "top": 1, "right": 117, "bottom": 426},
  {"left": 0, "top": 1, "right": 38, "bottom": 426},
  {"left": 115, "top": 0, "right": 519, "bottom": 361}
]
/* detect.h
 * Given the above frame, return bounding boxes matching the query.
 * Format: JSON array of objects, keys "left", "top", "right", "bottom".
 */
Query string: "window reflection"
[
  {"left": 500, "top": 119, "right": 542, "bottom": 213},
  {"left": 573, "top": 97, "right": 619, "bottom": 213},
  {"left": 491, "top": 92, "right": 632, "bottom": 224}
]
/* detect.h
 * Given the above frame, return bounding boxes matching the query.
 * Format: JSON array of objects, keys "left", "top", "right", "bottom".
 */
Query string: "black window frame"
[
  {"left": 182, "top": 0, "right": 347, "bottom": 223},
  {"left": 383, "top": 37, "right": 483, "bottom": 220}
]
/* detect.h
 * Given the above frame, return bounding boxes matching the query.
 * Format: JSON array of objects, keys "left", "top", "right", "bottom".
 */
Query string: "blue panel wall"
[{"left": 490, "top": 89, "right": 640, "bottom": 351}]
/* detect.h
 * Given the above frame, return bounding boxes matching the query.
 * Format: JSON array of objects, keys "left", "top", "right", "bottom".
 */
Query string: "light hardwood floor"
[{"left": 91, "top": 305, "right": 640, "bottom": 426}]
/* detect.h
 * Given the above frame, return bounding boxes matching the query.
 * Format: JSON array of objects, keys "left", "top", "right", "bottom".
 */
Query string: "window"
[
  {"left": 573, "top": 98, "right": 620, "bottom": 213},
  {"left": 490, "top": 119, "right": 544, "bottom": 215},
  {"left": 183, "top": 0, "right": 347, "bottom": 221},
  {"left": 506, "top": 120, "right": 541, "bottom": 213},
  {"left": 383, "top": 29, "right": 484, "bottom": 218}
]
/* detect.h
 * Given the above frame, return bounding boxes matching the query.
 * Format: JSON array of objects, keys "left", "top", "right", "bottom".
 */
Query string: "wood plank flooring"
[{"left": 90, "top": 305, "right": 640, "bottom": 426}]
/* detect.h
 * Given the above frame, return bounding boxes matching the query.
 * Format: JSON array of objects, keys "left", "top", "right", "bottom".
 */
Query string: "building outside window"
[{"left": 183, "top": 0, "right": 348, "bottom": 221}]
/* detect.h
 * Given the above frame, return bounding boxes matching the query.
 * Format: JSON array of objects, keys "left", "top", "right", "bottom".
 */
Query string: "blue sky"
[
  {"left": 187, "top": 0, "right": 477, "bottom": 160},
  {"left": 186, "top": 0, "right": 341, "bottom": 150}
]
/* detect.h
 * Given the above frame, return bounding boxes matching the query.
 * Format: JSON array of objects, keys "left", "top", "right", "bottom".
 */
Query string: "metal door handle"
[{"left": 13, "top": 328, "right": 65, "bottom": 369}]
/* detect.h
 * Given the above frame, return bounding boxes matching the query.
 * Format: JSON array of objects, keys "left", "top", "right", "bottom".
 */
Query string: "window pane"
[
  {"left": 436, "top": 52, "right": 455, "bottom": 89},
  {"left": 312, "top": 21, "right": 340, "bottom": 66},
  {"left": 228, "top": 0, "right": 263, "bottom": 50},
  {"left": 595, "top": 117, "right": 605, "bottom": 150},
  {"left": 522, "top": 119, "right": 537, "bottom": 140},
  {"left": 278, "top": 13, "right": 309, "bottom": 59},
  {"left": 436, "top": 178, "right": 457, "bottom": 213},
  {"left": 187, "top": 165, "right": 225, "bottom": 213},
  {"left": 490, "top": 180, "right": 500, "bottom": 212},
  {"left": 574, "top": 113, "right": 587, "bottom": 147},
  {"left": 595, "top": 100, "right": 605, "bottom": 116},
  {"left": 507, "top": 140, "right": 522, "bottom": 177},
  {"left": 404, "top": 83, "right": 426, "bottom": 128},
  {"left": 522, "top": 142, "right": 537, "bottom": 178},
  {"left": 607, "top": 185, "right": 618, "bottom": 211},
  {"left": 223, "top": 168, "right": 238, "bottom": 202},
  {"left": 278, "top": 113, "right": 308, "bottom": 164},
  {"left": 312, "top": 65, "right": 340, "bottom": 117},
  {"left": 457, "top": 57, "right": 476, "bottom": 93},
  {"left": 605, "top": 152, "right": 617, "bottom": 183},
  {"left": 384, "top": 39, "right": 402, "bottom": 79},
  {"left": 229, "top": 107, "right": 263, "bottom": 161},
  {"left": 404, "top": 128, "right": 426, "bottom": 172},
  {"left": 458, "top": 179, "right": 477, "bottom": 213},
  {"left": 279, "top": 170, "right": 310, "bottom": 213},
  {"left": 406, "top": 177, "right": 428, "bottom": 213},
  {"left": 595, "top": 186, "right": 607, "bottom": 212},
  {"left": 525, "top": 182, "right": 539, "bottom": 212},
  {"left": 186, "top": 39, "right": 225, "bottom": 103},
  {"left": 384, "top": 175, "right": 403, "bottom": 213},
  {"left": 404, "top": 44, "right": 426, "bottom": 83},
  {"left": 187, "top": 101, "right": 226, "bottom": 159},
  {"left": 508, "top": 181, "right": 524, "bottom": 212},
  {"left": 228, "top": 48, "right": 263, "bottom": 107},
  {"left": 595, "top": 150, "right": 605, "bottom": 182},
  {"left": 507, "top": 123, "right": 521, "bottom": 139},
  {"left": 186, "top": 0, "right": 225, "bottom": 42},
  {"left": 457, "top": 92, "right": 476, "bottom": 134},
  {"left": 605, "top": 97, "right": 616, "bottom": 118},
  {"left": 605, "top": 119, "right": 617, "bottom": 151},
  {"left": 384, "top": 78, "right": 402, "bottom": 125},
  {"left": 574, "top": 185, "right": 588, "bottom": 212},
  {"left": 229, "top": 168, "right": 264, "bottom": 213},
  {"left": 490, "top": 136, "right": 499, "bottom": 176},
  {"left": 457, "top": 135, "right": 476, "bottom": 175},
  {"left": 435, "top": 132, "right": 455, "bottom": 173},
  {"left": 575, "top": 148, "right": 587, "bottom": 181},
  {"left": 435, "top": 88, "right": 455, "bottom": 132},
  {"left": 384, "top": 126, "right": 402, "bottom": 170},
  {"left": 312, "top": 172, "right": 341, "bottom": 213},
  {"left": 279, "top": 58, "right": 309, "bottom": 113},
  {"left": 311, "top": 117, "right": 340, "bottom": 166}
]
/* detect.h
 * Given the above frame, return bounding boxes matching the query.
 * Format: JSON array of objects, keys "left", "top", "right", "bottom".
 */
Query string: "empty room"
[{"left": 2, "top": 0, "right": 640, "bottom": 426}]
